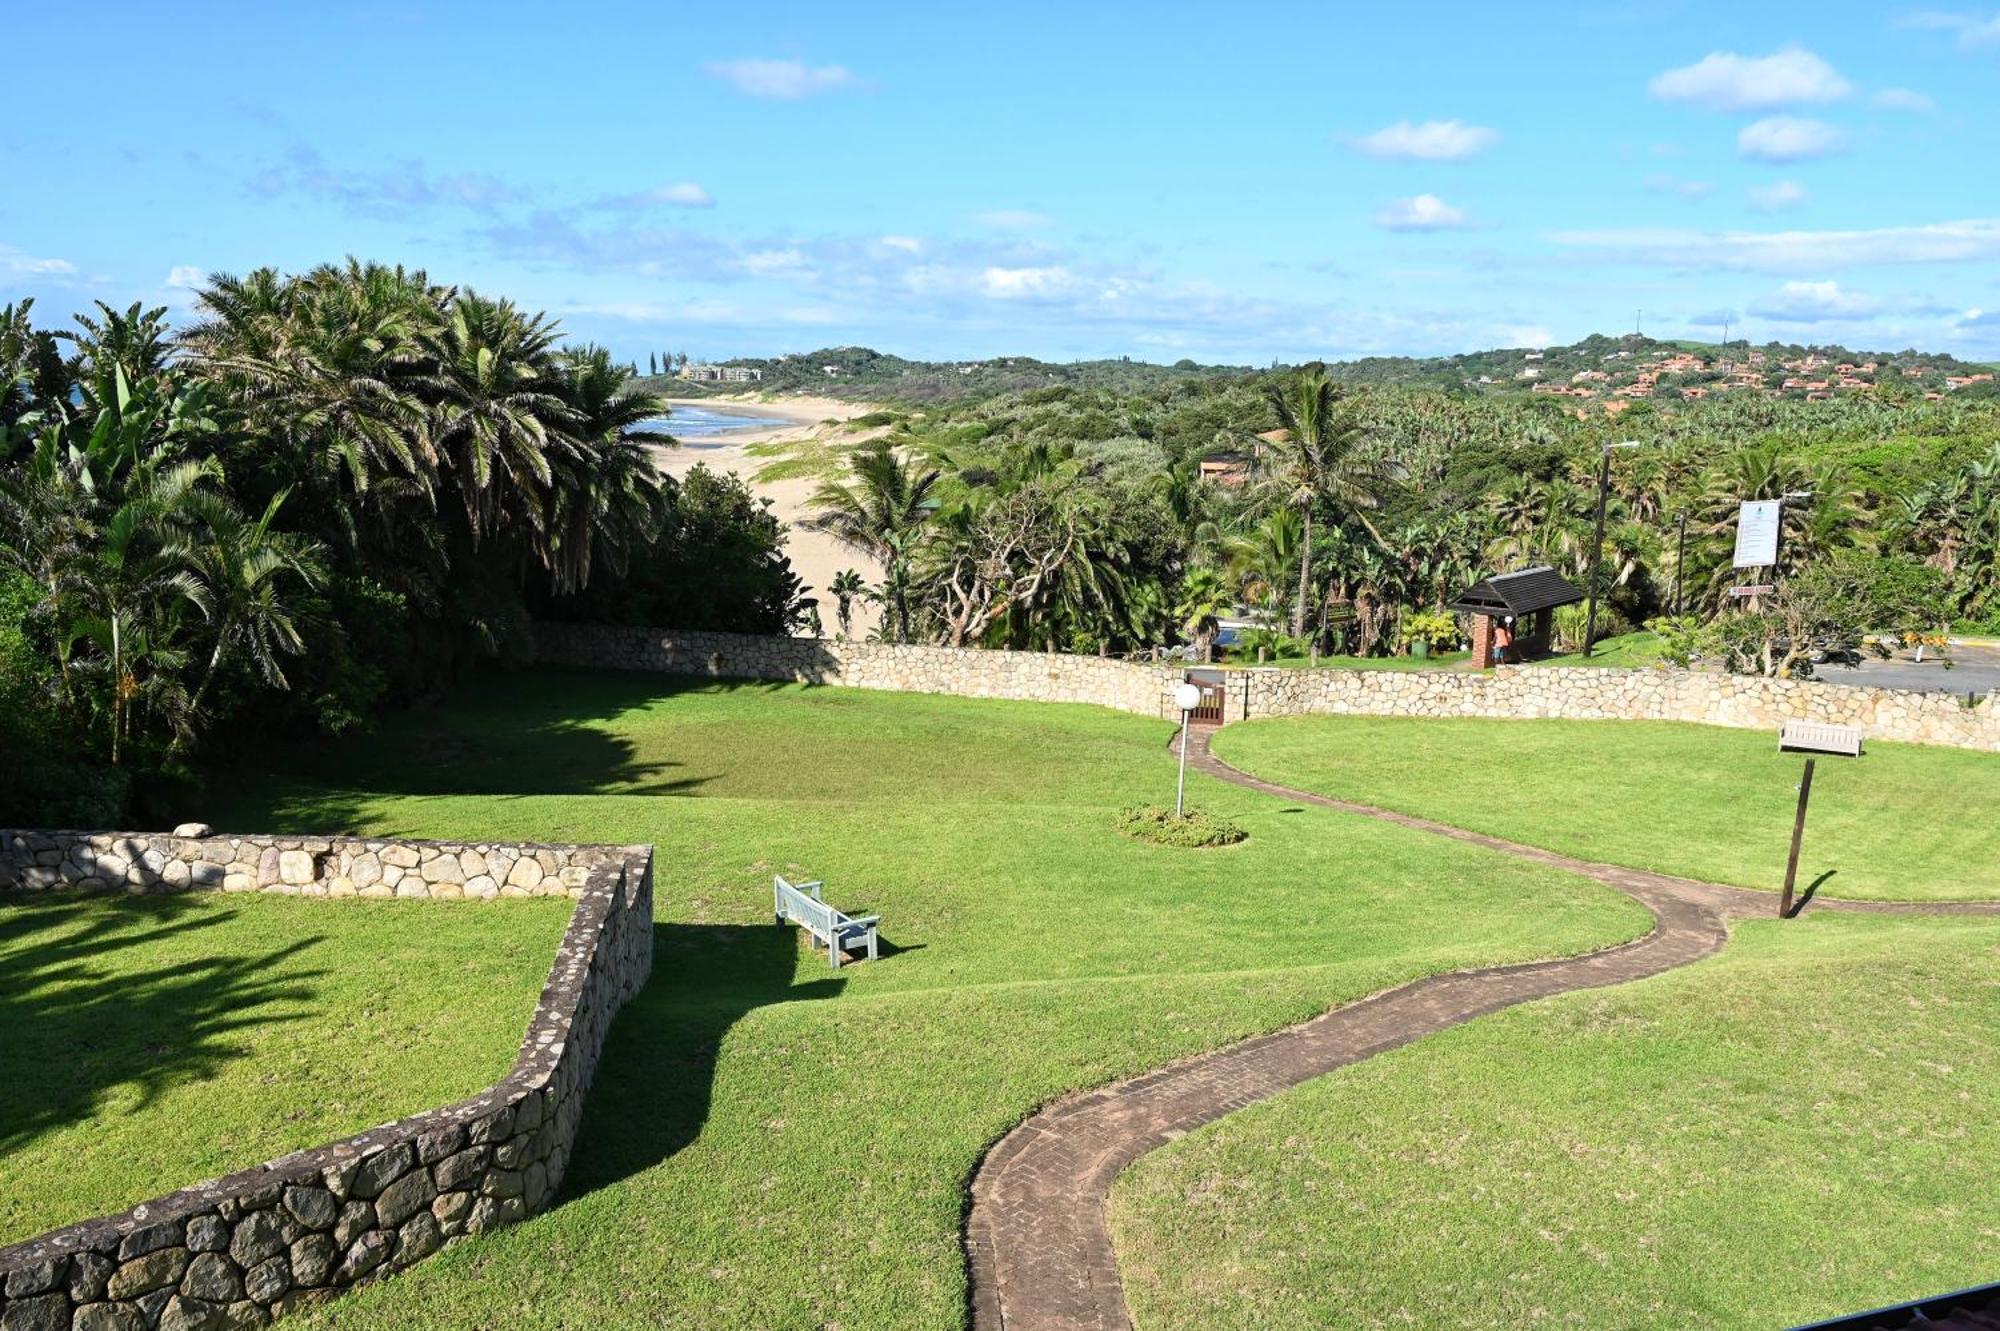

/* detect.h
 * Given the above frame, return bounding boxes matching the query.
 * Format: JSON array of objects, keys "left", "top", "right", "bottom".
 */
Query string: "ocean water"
[{"left": 639, "top": 405, "right": 773, "bottom": 445}]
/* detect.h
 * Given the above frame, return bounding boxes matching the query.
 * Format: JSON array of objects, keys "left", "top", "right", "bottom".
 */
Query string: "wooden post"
[{"left": 1779, "top": 757, "right": 1816, "bottom": 918}]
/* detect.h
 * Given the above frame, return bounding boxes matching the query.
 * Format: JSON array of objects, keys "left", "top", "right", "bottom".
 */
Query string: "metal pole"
[
  {"left": 1584, "top": 446, "right": 1612, "bottom": 657},
  {"left": 1779, "top": 757, "right": 1816, "bottom": 918},
  {"left": 1674, "top": 512, "right": 1687, "bottom": 618},
  {"left": 1175, "top": 710, "right": 1190, "bottom": 817}
]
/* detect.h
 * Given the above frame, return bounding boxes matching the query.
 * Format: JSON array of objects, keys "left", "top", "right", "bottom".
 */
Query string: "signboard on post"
[{"left": 1733, "top": 499, "right": 1782, "bottom": 568}]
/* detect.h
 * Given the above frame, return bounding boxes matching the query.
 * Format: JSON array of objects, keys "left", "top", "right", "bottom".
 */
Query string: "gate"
[{"left": 1183, "top": 669, "right": 1226, "bottom": 725}]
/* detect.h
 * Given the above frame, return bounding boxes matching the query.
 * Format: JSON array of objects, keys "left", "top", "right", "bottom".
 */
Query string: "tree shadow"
[
  {"left": 0, "top": 896, "right": 327, "bottom": 1162},
  {"left": 1785, "top": 869, "right": 1839, "bottom": 918},
  {"left": 557, "top": 922, "right": 844, "bottom": 1202},
  {"left": 196, "top": 667, "right": 855, "bottom": 833}
]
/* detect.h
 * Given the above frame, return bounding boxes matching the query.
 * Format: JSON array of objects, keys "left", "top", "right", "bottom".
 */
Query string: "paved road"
[{"left": 1817, "top": 643, "right": 2000, "bottom": 699}]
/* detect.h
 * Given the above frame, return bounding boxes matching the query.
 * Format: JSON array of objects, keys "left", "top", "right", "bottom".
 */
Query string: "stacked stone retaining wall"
[
  {"left": 534, "top": 624, "right": 2000, "bottom": 752},
  {"left": 0, "top": 830, "right": 654, "bottom": 1331}
]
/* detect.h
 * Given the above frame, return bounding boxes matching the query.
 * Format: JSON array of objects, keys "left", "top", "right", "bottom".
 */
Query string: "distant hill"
[
  {"left": 632, "top": 346, "right": 1256, "bottom": 405},
  {"left": 629, "top": 335, "right": 1998, "bottom": 408}
]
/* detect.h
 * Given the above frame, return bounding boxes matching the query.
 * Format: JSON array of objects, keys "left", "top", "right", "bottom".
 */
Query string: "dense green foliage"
[
  {"left": 0, "top": 271, "right": 802, "bottom": 825},
  {"left": 0, "top": 893, "right": 570, "bottom": 1242},
  {"left": 791, "top": 357, "right": 2000, "bottom": 667},
  {"left": 197, "top": 669, "right": 1644, "bottom": 1331}
]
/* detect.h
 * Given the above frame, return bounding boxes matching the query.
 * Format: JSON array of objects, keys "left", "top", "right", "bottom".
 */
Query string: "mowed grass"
[
  {"left": 0, "top": 893, "right": 570, "bottom": 1244},
  {"left": 1111, "top": 915, "right": 2000, "bottom": 1329},
  {"left": 192, "top": 668, "right": 1649, "bottom": 1331},
  {"left": 1214, "top": 715, "right": 2000, "bottom": 901}
]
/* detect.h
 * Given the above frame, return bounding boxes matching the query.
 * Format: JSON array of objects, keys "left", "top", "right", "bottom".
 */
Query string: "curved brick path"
[{"left": 963, "top": 727, "right": 2000, "bottom": 1331}]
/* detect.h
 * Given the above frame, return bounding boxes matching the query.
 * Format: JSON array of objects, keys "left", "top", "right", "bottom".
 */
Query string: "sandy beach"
[{"left": 649, "top": 395, "right": 889, "bottom": 638}]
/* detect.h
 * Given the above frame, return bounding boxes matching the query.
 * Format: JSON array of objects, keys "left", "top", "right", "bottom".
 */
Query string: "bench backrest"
[
  {"left": 1780, "top": 719, "right": 1864, "bottom": 756},
  {"left": 776, "top": 875, "right": 850, "bottom": 930}
]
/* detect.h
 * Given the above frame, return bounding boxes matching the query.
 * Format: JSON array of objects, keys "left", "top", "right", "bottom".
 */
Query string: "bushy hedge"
[{"left": 1117, "top": 805, "right": 1249, "bottom": 849}]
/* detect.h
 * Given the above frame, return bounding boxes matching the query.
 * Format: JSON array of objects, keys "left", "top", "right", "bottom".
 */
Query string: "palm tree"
[
  {"left": 1265, "top": 370, "right": 1393, "bottom": 636},
  {"left": 1175, "top": 566, "right": 1233, "bottom": 662},
  {"left": 829, "top": 568, "right": 866, "bottom": 639},
  {"left": 177, "top": 489, "right": 324, "bottom": 740},
  {"left": 806, "top": 441, "right": 943, "bottom": 642}
]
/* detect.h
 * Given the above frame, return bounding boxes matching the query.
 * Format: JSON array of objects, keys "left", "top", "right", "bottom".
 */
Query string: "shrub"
[
  {"left": 1397, "top": 609, "right": 1459, "bottom": 652},
  {"left": 1117, "top": 805, "right": 1249, "bottom": 849}
]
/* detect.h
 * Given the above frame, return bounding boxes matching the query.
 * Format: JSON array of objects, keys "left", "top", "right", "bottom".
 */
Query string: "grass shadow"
[
  {"left": 0, "top": 895, "right": 327, "bottom": 1161},
  {"left": 1786, "top": 869, "right": 1840, "bottom": 918},
  {"left": 557, "top": 922, "right": 844, "bottom": 1202},
  {"left": 198, "top": 668, "right": 821, "bottom": 831}
]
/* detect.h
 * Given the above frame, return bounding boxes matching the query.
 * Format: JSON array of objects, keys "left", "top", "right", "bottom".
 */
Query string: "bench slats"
[
  {"left": 1779, "top": 719, "right": 1864, "bottom": 757},
  {"left": 775, "top": 874, "right": 881, "bottom": 969}
]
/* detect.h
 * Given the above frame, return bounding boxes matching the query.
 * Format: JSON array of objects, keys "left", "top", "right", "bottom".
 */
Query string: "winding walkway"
[{"left": 963, "top": 727, "right": 2000, "bottom": 1331}]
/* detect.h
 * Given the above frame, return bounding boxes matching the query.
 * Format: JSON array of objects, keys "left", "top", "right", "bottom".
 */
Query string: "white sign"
[{"left": 1733, "top": 499, "right": 1782, "bottom": 569}]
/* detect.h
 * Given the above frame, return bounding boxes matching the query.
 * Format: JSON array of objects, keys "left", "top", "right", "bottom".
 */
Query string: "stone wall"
[
  {"left": 534, "top": 623, "right": 1184, "bottom": 719},
  {"left": 534, "top": 623, "right": 2000, "bottom": 752},
  {"left": 1224, "top": 663, "right": 2000, "bottom": 751},
  {"left": 0, "top": 831, "right": 654, "bottom": 1331}
]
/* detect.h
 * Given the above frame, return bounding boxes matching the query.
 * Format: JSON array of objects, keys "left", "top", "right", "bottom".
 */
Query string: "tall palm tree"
[
  {"left": 806, "top": 441, "right": 942, "bottom": 642},
  {"left": 1265, "top": 370, "right": 1393, "bottom": 636},
  {"left": 829, "top": 568, "right": 866, "bottom": 639},
  {"left": 177, "top": 489, "right": 324, "bottom": 740}
]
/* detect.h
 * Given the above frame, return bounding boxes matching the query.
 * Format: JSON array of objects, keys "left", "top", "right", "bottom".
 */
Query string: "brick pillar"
[{"left": 1470, "top": 614, "right": 1496, "bottom": 670}]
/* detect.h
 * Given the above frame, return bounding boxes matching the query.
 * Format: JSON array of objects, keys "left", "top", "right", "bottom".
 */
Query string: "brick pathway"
[{"left": 963, "top": 727, "right": 2000, "bottom": 1331}]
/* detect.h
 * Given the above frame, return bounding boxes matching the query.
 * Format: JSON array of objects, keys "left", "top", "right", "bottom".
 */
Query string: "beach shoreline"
[{"left": 649, "top": 394, "right": 889, "bottom": 636}]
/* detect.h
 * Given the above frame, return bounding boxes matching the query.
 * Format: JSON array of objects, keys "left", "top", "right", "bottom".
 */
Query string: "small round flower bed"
[{"left": 1117, "top": 805, "right": 1249, "bottom": 849}]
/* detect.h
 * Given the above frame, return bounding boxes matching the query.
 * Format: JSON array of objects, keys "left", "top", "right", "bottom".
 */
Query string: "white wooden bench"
[
  {"left": 1779, "top": 719, "right": 1864, "bottom": 757},
  {"left": 774, "top": 875, "right": 880, "bottom": 969}
]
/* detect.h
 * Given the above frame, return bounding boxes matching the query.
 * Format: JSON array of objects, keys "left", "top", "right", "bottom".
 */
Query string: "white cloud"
[
  {"left": 973, "top": 209, "right": 1052, "bottom": 230},
  {"left": 740, "top": 248, "right": 808, "bottom": 277},
  {"left": 166, "top": 265, "right": 204, "bottom": 287},
  {"left": 1871, "top": 87, "right": 1938, "bottom": 112},
  {"left": 1737, "top": 116, "right": 1846, "bottom": 163},
  {"left": 1547, "top": 218, "right": 2000, "bottom": 272},
  {"left": 1748, "top": 180, "right": 1808, "bottom": 211},
  {"left": 1901, "top": 10, "right": 2000, "bottom": 49},
  {"left": 1649, "top": 46, "right": 1852, "bottom": 111},
  {"left": 978, "top": 265, "right": 1076, "bottom": 298},
  {"left": 1375, "top": 194, "right": 1472, "bottom": 231},
  {"left": 702, "top": 58, "right": 859, "bottom": 99},
  {"left": 642, "top": 182, "right": 715, "bottom": 209},
  {"left": 1498, "top": 323, "right": 1555, "bottom": 347},
  {"left": 1952, "top": 308, "right": 2000, "bottom": 334},
  {"left": 878, "top": 234, "right": 923, "bottom": 253},
  {"left": 1748, "top": 280, "right": 1881, "bottom": 322},
  {"left": 1644, "top": 172, "right": 1714, "bottom": 199},
  {"left": 1349, "top": 120, "right": 1500, "bottom": 162},
  {"left": 1, "top": 245, "right": 77, "bottom": 275}
]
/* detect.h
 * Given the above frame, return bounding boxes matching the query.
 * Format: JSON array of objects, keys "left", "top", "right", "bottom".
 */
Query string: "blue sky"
[{"left": 5, "top": 1, "right": 2000, "bottom": 364}]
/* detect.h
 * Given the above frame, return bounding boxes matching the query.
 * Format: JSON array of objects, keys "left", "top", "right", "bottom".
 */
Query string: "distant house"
[
  {"left": 679, "top": 364, "right": 763, "bottom": 383},
  {"left": 1198, "top": 453, "right": 1252, "bottom": 487},
  {"left": 1946, "top": 373, "right": 1995, "bottom": 390},
  {"left": 823, "top": 365, "right": 843, "bottom": 377}
]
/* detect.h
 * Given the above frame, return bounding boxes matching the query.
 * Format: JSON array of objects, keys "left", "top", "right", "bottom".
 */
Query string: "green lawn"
[
  {"left": 1528, "top": 628, "right": 1665, "bottom": 668},
  {"left": 0, "top": 893, "right": 570, "bottom": 1244},
  {"left": 1111, "top": 914, "right": 2000, "bottom": 1329},
  {"left": 1212, "top": 715, "right": 2000, "bottom": 901},
  {"left": 187, "top": 669, "right": 1648, "bottom": 1331}
]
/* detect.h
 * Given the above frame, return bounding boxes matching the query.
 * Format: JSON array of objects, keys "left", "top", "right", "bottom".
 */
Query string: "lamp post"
[
  {"left": 1583, "top": 440, "right": 1643, "bottom": 658},
  {"left": 1173, "top": 682, "right": 1203, "bottom": 817}
]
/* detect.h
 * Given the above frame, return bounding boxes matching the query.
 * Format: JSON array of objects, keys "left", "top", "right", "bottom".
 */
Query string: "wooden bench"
[
  {"left": 774, "top": 875, "right": 880, "bottom": 969},
  {"left": 1779, "top": 719, "right": 1864, "bottom": 757}
]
